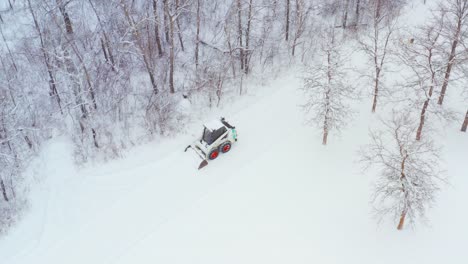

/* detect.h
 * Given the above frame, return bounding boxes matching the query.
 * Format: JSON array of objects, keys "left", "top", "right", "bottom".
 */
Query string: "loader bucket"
[
  {"left": 198, "top": 159, "right": 209, "bottom": 170},
  {"left": 185, "top": 145, "right": 209, "bottom": 170}
]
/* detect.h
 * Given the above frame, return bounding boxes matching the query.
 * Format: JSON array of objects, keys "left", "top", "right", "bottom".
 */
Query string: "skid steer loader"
[{"left": 184, "top": 117, "right": 238, "bottom": 169}]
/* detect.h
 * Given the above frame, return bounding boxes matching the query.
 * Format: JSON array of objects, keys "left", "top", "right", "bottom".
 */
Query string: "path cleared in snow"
[{"left": 1, "top": 70, "right": 467, "bottom": 264}]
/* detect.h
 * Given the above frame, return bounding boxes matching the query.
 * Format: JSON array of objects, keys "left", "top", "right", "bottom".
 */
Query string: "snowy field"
[
  {"left": 0, "top": 67, "right": 467, "bottom": 264},
  {"left": 1, "top": 0, "right": 468, "bottom": 263}
]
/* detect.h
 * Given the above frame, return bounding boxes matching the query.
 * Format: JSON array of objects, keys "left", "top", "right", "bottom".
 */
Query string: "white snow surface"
[
  {"left": 0, "top": 67, "right": 467, "bottom": 264},
  {"left": 1, "top": 2, "right": 467, "bottom": 262}
]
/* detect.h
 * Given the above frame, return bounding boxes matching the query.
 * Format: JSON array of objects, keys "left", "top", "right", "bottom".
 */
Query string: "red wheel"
[
  {"left": 209, "top": 149, "right": 219, "bottom": 160},
  {"left": 221, "top": 142, "right": 232, "bottom": 153}
]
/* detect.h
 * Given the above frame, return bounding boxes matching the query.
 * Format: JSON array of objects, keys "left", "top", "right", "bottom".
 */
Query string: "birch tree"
[
  {"left": 360, "top": 113, "right": 445, "bottom": 230},
  {"left": 302, "top": 28, "right": 355, "bottom": 145},
  {"left": 398, "top": 22, "right": 447, "bottom": 141},
  {"left": 291, "top": 0, "right": 307, "bottom": 57},
  {"left": 120, "top": 0, "right": 159, "bottom": 94},
  {"left": 437, "top": 0, "right": 468, "bottom": 105},
  {"left": 359, "top": 0, "right": 396, "bottom": 113}
]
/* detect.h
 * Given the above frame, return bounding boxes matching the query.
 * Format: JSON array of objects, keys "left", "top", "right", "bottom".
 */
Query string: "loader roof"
[{"left": 204, "top": 119, "right": 225, "bottom": 131}]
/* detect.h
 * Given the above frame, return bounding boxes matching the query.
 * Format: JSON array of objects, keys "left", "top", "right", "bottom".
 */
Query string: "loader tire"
[
  {"left": 208, "top": 149, "right": 219, "bottom": 160},
  {"left": 220, "top": 142, "right": 232, "bottom": 153}
]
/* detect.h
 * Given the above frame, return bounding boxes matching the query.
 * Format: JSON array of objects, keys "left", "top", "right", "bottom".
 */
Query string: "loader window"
[
  {"left": 214, "top": 127, "right": 227, "bottom": 140},
  {"left": 202, "top": 127, "right": 213, "bottom": 144},
  {"left": 202, "top": 126, "right": 227, "bottom": 145}
]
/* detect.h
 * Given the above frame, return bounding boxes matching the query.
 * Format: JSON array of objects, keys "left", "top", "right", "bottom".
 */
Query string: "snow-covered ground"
[
  {"left": 0, "top": 66, "right": 467, "bottom": 264},
  {"left": 1, "top": 1, "right": 467, "bottom": 262}
]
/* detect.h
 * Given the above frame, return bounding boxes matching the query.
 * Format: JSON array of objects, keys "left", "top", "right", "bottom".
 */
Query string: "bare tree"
[
  {"left": 398, "top": 22, "right": 447, "bottom": 141},
  {"left": 27, "top": 0, "right": 62, "bottom": 113},
  {"left": 291, "top": 0, "right": 306, "bottom": 57},
  {"left": 359, "top": 1, "right": 396, "bottom": 113},
  {"left": 120, "top": 0, "right": 159, "bottom": 94},
  {"left": 360, "top": 112, "right": 445, "bottom": 230},
  {"left": 88, "top": 0, "right": 116, "bottom": 71},
  {"left": 301, "top": 28, "right": 355, "bottom": 145},
  {"left": 437, "top": 0, "right": 468, "bottom": 105}
]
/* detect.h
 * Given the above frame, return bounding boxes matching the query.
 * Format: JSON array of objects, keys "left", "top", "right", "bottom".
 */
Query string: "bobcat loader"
[{"left": 184, "top": 117, "right": 237, "bottom": 169}]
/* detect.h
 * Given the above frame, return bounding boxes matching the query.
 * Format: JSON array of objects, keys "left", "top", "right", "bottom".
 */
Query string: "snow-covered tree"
[
  {"left": 360, "top": 112, "right": 445, "bottom": 230},
  {"left": 301, "top": 27, "right": 355, "bottom": 145},
  {"left": 397, "top": 22, "right": 450, "bottom": 141},
  {"left": 358, "top": 0, "right": 397, "bottom": 113},
  {"left": 436, "top": 0, "right": 468, "bottom": 105}
]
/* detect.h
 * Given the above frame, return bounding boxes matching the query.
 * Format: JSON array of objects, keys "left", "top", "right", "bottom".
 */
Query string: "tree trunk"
[
  {"left": 355, "top": 0, "right": 361, "bottom": 25},
  {"left": 322, "top": 127, "right": 328, "bottom": 145},
  {"left": 57, "top": 0, "right": 73, "bottom": 34},
  {"left": 291, "top": 0, "right": 302, "bottom": 57},
  {"left": 397, "top": 210, "right": 406, "bottom": 230},
  {"left": 237, "top": 0, "right": 244, "bottom": 71},
  {"left": 167, "top": 9, "right": 175, "bottom": 93},
  {"left": 195, "top": 0, "right": 201, "bottom": 68},
  {"left": 225, "top": 26, "right": 236, "bottom": 78},
  {"left": 416, "top": 100, "right": 429, "bottom": 140},
  {"left": 153, "top": 0, "right": 164, "bottom": 57},
  {"left": 375, "top": 0, "right": 382, "bottom": 20},
  {"left": 285, "top": 0, "right": 290, "bottom": 41},
  {"left": 163, "top": 0, "right": 170, "bottom": 42},
  {"left": 100, "top": 37, "right": 109, "bottom": 62},
  {"left": 371, "top": 68, "right": 380, "bottom": 113},
  {"left": 438, "top": 19, "right": 461, "bottom": 105},
  {"left": 92, "top": 128, "right": 99, "bottom": 148},
  {"left": 1, "top": 178, "right": 9, "bottom": 202},
  {"left": 323, "top": 49, "right": 332, "bottom": 146},
  {"left": 416, "top": 73, "right": 435, "bottom": 140},
  {"left": 342, "top": 0, "right": 350, "bottom": 29},
  {"left": 175, "top": 0, "right": 185, "bottom": 52},
  {"left": 461, "top": 110, "right": 468, "bottom": 132},
  {"left": 244, "top": 0, "right": 253, "bottom": 74}
]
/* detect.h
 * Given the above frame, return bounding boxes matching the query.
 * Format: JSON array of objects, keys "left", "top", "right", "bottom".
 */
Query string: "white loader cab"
[{"left": 185, "top": 117, "right": 238, "bottom": 169}]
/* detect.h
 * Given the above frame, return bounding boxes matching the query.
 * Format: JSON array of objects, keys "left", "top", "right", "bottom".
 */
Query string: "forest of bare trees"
[
  {"left": 1, "top": 0, "right": 319, "bottom": 234},
  {"left": 301, "top": 0, "right": 467, "bottom": 230},
  {"left": 0, "top": 0, "right": 466, "bottom": 233}
]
